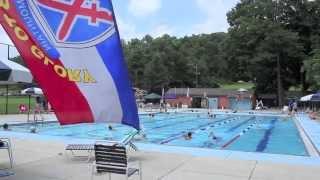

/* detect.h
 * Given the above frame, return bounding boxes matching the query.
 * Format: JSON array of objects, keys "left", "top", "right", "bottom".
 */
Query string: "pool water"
[{"left": 7, "top": 113, "right": 308, "bottom": 156}]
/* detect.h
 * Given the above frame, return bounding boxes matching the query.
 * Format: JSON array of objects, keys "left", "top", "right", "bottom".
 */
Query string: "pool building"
[{"left": 165, "top": 88, "right": 255, "bottom": 110}]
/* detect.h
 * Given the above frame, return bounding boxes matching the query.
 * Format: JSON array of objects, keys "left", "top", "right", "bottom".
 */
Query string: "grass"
[
  {"left": 0, "top": 96, "right": 36, "bottom": 114},
  {"left": 220, "top": 82, "right": 254, "bottom": 90}
]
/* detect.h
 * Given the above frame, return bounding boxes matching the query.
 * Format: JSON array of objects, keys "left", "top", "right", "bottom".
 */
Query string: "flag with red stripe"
[{"left": 0, "top": 0, "right": 140, "bottom": 130}]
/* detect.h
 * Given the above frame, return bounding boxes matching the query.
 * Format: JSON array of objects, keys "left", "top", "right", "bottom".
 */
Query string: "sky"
[{"left": 0, "top": 0, "right": 239, "bottom": 58}]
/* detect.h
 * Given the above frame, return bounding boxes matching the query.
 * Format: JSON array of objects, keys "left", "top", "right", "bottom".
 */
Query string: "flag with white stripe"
[{"left": 0, "top": 0, "right": 139, "bottom": 129}]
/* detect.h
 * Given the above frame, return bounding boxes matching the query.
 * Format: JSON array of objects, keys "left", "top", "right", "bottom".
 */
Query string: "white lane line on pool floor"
[
  {"left": 159, "top": 117, "right": 237, "bottom": 144},
  {"left": 221, "top": 118, "right": 259, "bottom": 149}
]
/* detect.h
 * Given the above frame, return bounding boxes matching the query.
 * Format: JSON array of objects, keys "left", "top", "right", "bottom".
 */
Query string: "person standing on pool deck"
[
  {"left": 293, "top": 100, "right": 298, "bottom": 114},
  {"left": 288, "top": 100, "right": 293, "bottom": 115}
]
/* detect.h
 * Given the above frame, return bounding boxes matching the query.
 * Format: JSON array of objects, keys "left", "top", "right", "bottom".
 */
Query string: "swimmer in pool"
[
  {"left": 184, "top": 132, "right": 192, "bottom": 140},
  {"left": 209, "top": 131, "right": 221, "bottom": 143}
]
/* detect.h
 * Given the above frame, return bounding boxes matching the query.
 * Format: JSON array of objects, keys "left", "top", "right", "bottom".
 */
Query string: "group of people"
[
  {"left": 148, "top": 113, "right": 155, "bottom": 118},
  {"left": 287, "top": 100, "right": 318, "bottom": 120},
  {"left": 2, "top": 123, "right": 37, "bottom": 133},
  {"left": 207, "top": 112, "right": 216, "bottom": 119},
  {"left": 183, "top": 131, "right": 219, "bottom": 142}
]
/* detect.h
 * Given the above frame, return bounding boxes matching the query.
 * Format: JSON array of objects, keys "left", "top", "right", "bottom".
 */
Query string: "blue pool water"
[{"left": 6, "top": 113, "right": 308, "bottom": 156}]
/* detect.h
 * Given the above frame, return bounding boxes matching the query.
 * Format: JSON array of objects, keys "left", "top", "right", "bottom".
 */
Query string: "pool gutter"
[{"left": 293, "top": 114, "right": 320, "bottom": 157}]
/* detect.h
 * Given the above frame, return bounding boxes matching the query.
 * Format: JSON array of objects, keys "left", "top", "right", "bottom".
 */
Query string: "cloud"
[
  {"left": 191, "top": 0, "right": 237, "bottom": 34},
  {"left": 150, "top": 24, "right": 174, "bottom": 38},
  {"left": 0, "top": 27, "right": 17, "bottom": 59},
  {"left": 117, "top": 19, "right": 174, "bottom": 40},
  {"left": 116, "top": 17, "right": 142, "bottom": 40},
  {"left": 128, "top": 0, "right": 161, "bottom": 17},
  {"left": 0, "top": 27, "right": 13, "bottom": 44}
]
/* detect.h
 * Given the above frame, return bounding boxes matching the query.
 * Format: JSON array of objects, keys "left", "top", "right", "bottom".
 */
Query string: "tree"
[
  {"left": 304, "top": 49, "right": 320, "bottom": 90},
  {"left": 123, "top": 33, "right": 227, "bottom": 92},
  {"left": 225, "top": 0, "right": 304, "bottom": 106}
]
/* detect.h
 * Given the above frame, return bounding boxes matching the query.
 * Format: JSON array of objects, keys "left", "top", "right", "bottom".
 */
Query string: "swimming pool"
[{"left": 5, "top": 112, "right": 308, "bottom": 156}]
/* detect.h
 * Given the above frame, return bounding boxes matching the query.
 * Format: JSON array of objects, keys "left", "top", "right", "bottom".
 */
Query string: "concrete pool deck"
[
  {"left": 0, "top": 112, "right": 320, "bottom": 179},
  {"left": 0, "top": 137, "right": 320, "bottom": 180}
]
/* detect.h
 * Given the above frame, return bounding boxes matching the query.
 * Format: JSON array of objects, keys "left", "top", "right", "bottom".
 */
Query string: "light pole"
[
  {"left": 0, "top": 42, "right": 14, "bottom": 60},
  {"left": 188, "top": 63, "right": 200, "bottom": 88}
]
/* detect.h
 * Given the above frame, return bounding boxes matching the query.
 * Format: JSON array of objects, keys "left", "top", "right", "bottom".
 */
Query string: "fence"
[{"left": 0, "top": 95, "right": 35, "bottom": 114}]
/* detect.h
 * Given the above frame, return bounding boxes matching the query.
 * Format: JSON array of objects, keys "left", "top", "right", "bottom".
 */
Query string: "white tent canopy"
[
  {"left": 0, "top": 59, "right": 33, "bottom": 114},
  {"left": 0, "top": 59, "right": 32, "bottom": 84}
]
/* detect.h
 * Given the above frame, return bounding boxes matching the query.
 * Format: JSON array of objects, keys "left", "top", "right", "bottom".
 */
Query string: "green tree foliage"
[
  {"left": 8, "top": 0, "right": 320, "bottom": 99},
  {"left": 305, "top": 49, "right": 320, "bottom": 90},
  {"left": 224, "top": 0, "right": 318, "bottom": 106},
  {"left": 123, "top": 33, "right": 225, "bottom": 92}
]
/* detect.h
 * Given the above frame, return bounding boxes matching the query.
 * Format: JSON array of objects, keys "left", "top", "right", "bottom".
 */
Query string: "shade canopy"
[
  {"left": 311, "top": 93, "right": 320, "bottom": 101},
  {"left": 300, "top": 94, "right": 313, "bottom": 102},
  {"left": 21, "top": 87, "right": 43, "bottom": 95},
  {"left": 144, "top": 93, "right": 161, "bottom": 99},
  {"left": 237, "top": 88, "right": 248, "bottom": 92},
  {"left": 300, "top": 93, "right": 320, "bottom": 102},
  {"left": 0, "top": 59, "right": 32, "bottom": 84}
]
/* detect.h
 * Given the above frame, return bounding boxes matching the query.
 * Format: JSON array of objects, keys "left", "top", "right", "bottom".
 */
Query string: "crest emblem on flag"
[{"left": 28, "top": 0, "right": 115, "bottom": 48}]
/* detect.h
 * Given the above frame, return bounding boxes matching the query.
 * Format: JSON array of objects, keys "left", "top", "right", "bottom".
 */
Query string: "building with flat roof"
[{"left": 165, "top": 88, "right": 255, "bottom": 110}]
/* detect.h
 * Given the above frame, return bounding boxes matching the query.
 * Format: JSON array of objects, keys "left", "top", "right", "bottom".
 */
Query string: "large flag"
[{"left": 0, "top": 0, "right": 139, "bottom": 130}]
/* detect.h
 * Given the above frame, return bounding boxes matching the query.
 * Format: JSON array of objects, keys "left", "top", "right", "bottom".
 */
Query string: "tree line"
[
  {"left": 8, "top": 0, "right": 320, "bottom": 106},
  {"left": 123, "top": 0, "right": 320, "bottom": 106}
]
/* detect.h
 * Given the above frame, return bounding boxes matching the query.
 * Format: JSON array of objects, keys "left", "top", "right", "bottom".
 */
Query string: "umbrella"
[
  {"left": 0, "top": 59, "right": 33, "bottom": 114},
  {"left": 237, "top": 88, "right": 248, "bottom": 93},
  {"left": 21, "top": 87, "right": 43, "bottom": 121},
  {"left": 21, "top": 87, "right": 43, "bottom": 95},
  {"left": 300, "top": 93, "right": 320, "bottom": 102},
  {"left": 300, "top": 94, "right": 313, "bottom": 102},
  {"left": 311, "top": 93, "right": 320, "bottom": 101}
]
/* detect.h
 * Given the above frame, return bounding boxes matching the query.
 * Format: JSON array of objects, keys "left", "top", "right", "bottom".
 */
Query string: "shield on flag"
[
  {"left": 28, "top": 0, "right": 115, "bottom": 48},
  {"left": 1, "top": 0, "right": 140, "bottom": 129}
]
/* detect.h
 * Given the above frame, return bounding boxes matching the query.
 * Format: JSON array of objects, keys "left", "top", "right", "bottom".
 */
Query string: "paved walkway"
[
  {"left": 0, "top": 114, "right": 57, "bottom": 124},
  {"left": 0, "top": 138, "right": 319, "bottom": 180}
]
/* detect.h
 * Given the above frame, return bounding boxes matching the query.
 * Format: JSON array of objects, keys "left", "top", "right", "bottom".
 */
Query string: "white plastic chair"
[{"left": 0, "top": 138, "right": 13, "bottom": 168}]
